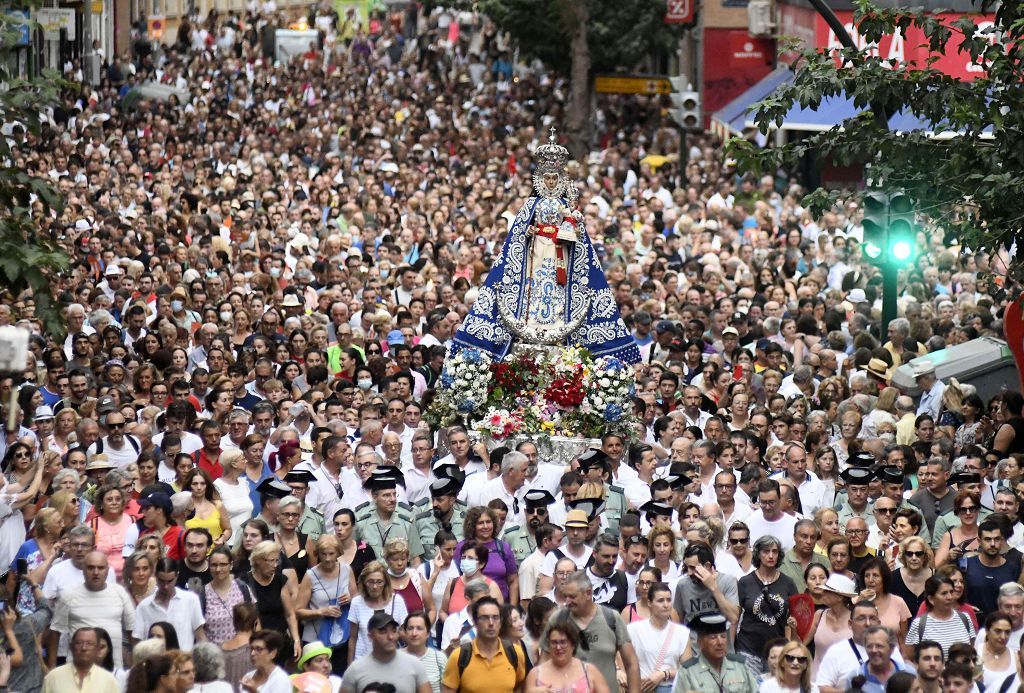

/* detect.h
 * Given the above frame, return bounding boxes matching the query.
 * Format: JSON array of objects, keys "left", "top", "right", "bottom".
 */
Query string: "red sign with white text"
[
  {"left": 777, "top": 4, "right": 995, "bottom": 81},
  {"left": 665, "top": 0, "right": 694, "bottom": 25}
]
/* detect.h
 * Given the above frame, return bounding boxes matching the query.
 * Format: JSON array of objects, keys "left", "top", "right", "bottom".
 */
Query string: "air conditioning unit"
[{"left": 748, "top": 0, "right": 775, "bottom": 37}]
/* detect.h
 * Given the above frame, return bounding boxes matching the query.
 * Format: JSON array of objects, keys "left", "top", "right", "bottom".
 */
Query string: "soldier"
[
  {"left": 283, "top": 469, "right": 325, "bottom": 541},
  {"left": 575, "top": 449, "right": 629, "bottom": 534},
  {"left": 415, "top": 474, "right": 468, "bottom": 559},
  {"left": 836, "top": 466, "right": 875, "bottom": 530},
  {"left": 676, "top": 613, "right": 757, "bottom": 693},
  {"left": 254, "top": 477, "right": 292, "bottom": 534},
  {"left": 355, "top": 467, "right": 424, "bottom": 565},
  {"left": 502, "top": 489, "right": 556, "bottom": 566}
]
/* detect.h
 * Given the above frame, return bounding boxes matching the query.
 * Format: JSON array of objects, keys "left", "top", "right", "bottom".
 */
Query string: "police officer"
[
  {"left": 254, "top": 477, "right": 292, "bottom": 534},
  {"left": 355, "top": 467, "right": 425, "bottom": 564},
  {"left": 676, "top": 613, "right": 757, "bottom": 693},
  {"left": 283, "top": 469, "right": 325, "bottom": 540},
  {"left": 503, "top": 489, "right": 556, "bottom": 565},
  {"left": 415, "top": 472, "right": 468, "bottom": 559},
  {"left": 576, "top": 449, "right": 629, "bottom": 534}
]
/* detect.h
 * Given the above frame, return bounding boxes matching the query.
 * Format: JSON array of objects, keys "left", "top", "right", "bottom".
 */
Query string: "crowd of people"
[{"left": 3, "top": 0, "right": 1023, "bottom": 692}]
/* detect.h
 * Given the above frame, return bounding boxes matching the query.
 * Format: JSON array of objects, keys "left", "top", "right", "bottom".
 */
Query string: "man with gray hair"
[
  {"left": 976, "top": 582, "right": 1024, "bottom": 654},
  {"left": 464, "top": 451, "right": 528, "bottom": 524},
  {"left": 440, "top": 579, "right": 492, "bottom": 653},
  {"left": 778, "top": 364, "right": 817, "bottom": 400},
  {"left": 895, "top": 395, "right": 918, "bottom": 445},
  {"left": 780, "top": 519, "right": 829, "bottom": 591},
  {"left": 545, "top": 571, "right": 640, "bottom": 693},
  {"left": 844, "top": 625, "right": 912, "bottom": 691}
]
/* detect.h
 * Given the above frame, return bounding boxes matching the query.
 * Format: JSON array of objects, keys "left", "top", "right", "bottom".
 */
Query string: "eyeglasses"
[
  {"left": 783, "top": 654, "right": 808, "bottom": 665},
  {"left": 874, "top": 507, "right": 896, "bottom": 514},
  {"left": 280, "top": 512, "right": 300, "bottom": 519},
  {"left": 845, "top": 529, "right": 867, "bottom": 535}
]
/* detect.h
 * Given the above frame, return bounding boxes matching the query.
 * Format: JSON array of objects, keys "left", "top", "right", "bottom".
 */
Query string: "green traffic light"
[{"left": 891, "top": 240, "right": 912, "bottom": 261}]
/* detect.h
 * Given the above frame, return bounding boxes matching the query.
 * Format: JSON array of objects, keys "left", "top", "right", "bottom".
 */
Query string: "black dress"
[
  {"left": 286, "top": 532, "right": 311, "bottom": 583},
  {"left": 890, "top": 569, "right": 926, "bottom": 615}
]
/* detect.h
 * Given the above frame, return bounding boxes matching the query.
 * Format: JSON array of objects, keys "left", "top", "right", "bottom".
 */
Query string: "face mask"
[
  {"left": 386, "top": 567, "right": 406, "bottom": 578},
  {"left": 357, "top": 378, "right": 373, "bottom": 390},
  {"left": 170, "top": 300, "right": 184, "bottom": 312},
  {"left": 380, "top": 268, "right": 390, "bottom": 279},
  {"left": 459, "top": 558, "right": 478, "bottom": 575},
  {"left": 270, "top": 267, "right": 281, "bottom": 277},
  {"left": 879, "top": 432, "right": 896, "bottom": 443},
  {"left": 220, "top": 311, "right": 233, "bottom": 322}
]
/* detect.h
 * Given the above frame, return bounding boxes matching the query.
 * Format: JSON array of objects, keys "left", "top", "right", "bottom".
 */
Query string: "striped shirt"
[
  {"left": 905, "top": 610, "right": 976, "bottom": 658},
  {"left": 417, "top": 647, "right": 448, "bottom": 693}
]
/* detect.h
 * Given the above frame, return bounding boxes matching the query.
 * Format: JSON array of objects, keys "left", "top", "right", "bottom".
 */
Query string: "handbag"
[{"left": 318, "top": 599, "right": 350, "bottom": 646}]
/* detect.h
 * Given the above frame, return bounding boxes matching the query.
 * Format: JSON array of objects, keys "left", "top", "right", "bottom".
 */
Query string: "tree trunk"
[{"left": 564, "top": 0, "right": 591, "bottom": 162}]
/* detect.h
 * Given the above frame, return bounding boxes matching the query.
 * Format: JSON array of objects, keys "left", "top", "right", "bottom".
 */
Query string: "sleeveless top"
[
  {"left": 533, "top": 660, "right": 593, "bottom": 693},
  {"left": 284, "top": 532, "right": 311, "bottom": 583},
  {"left": 1005, "top": 418, "right": 1024, "bottom": 456},
  {"left": 244, "top": 572, "right": 289, "bottom": 634},
  {"left": 625, "top": 603, "right": 644, "bottom": 623},
  {"left": 812, "top": 610, "right": 852, "bottom": 677},
  {"left": 186, "top": 503, "right": 225, "bottom": 543},
  {"left": 395, "top": 578, "right": 425, "bottom": 614},
  {"left": 447, "top": 574, "right": 496, "bottom": 614}
]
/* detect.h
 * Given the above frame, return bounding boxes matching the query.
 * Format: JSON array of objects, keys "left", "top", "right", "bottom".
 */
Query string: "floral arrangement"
[{"left": 427, "top": 345, "right": 638, "bottom": 440}]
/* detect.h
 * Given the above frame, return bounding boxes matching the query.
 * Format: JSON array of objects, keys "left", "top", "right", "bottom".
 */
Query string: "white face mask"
[
  {"left": 357, "top": 378, "right": 373, "bottom": 390},
  {"left": 459, "top": 558, "right": 478, "bottom": 575},
  {"left": 170, "top": 300, "right": 184, "bottom": 312},
  {"left": 220, "top": 311, "right": 233, "bottom": 323}
]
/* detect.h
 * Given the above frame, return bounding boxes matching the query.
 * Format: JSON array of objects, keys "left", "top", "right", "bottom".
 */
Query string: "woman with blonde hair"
[
  {"left": 346, "top": 560, "right": 408, "bottom": 664},
  {"left": 812, "top": 507, "right": 841, "bottom": 557},
  {"left": 864, "top": 386, "right": 899, "bottom": 438},
  {"left": 241, "top": 540, "right": 301, "bottom": 661},
  {"left": 831, "top": 409, "right": 863, "bottom": 468},
  {"left": 761, "top": 640, "right": 814, "bottom": 693},
  {"left": 48, "top": 408, "right": 79, "bottom": 455},
  {"left": 213, "top": 448, "right": 252, "bottom": 547},
  {"left": 7, "top": 506, "right": 62, "bottom": 614},
  {"left": 296, "top": 534, "right": 353, "bottom": 665},
  {"left": 939, "top": 378, "right": 967, "bottom": 439},
  {"left": 890, "top": 535, "right": 934, "bottom": 615},
  {"left": 384, "top": 536, "right": 435, "bottom": 622}
]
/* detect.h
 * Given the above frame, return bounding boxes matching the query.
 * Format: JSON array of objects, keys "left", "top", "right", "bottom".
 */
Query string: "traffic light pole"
[{"left": 882, "top": 266, "right": 898, "bottom": 341}]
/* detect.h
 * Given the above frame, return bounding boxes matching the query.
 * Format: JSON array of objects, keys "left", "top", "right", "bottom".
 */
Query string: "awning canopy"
[{"left": 711, "top": 67, "right": 940, "bottom": 136}]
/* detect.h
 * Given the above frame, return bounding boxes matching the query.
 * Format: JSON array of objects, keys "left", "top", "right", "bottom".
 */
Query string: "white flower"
[{"left": 599, "top": 377, "right": 610, "bottom": 388}]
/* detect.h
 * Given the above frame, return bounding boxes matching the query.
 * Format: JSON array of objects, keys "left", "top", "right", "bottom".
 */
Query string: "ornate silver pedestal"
[{"left": 478, "top": 433, "right": 601, "bottom": 466}]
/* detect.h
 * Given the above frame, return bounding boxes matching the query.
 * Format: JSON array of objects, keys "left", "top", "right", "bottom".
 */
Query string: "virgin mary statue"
[{"left": 453, "top": 128, "right": 640, "bottom": 364}]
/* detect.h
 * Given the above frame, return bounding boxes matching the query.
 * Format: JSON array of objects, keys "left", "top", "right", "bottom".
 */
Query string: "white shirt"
[
  {"left": 626, "top": 619, "right": 690, "bottom": 679},
  {"left": 745, "top": 509, "right": 799, "bottom": 551},
  {"left": 153, "top": 430, "right": 203, "bottom": 455},
  {"left": 133, "top": 588, "right": 206, "bottom": 650},
  {"left": 402, "top": 464, "right": 433, "bottom": 507},
  {"left": 87, "top": 435, "right": 141, "bottom": 468},
  {"left": 540, "top": 544, "right": 593, "bottom": 576},
  {"left": 815, "top": 638, "right": 905, "bottom": 689},
  {"left": 467, "top": 476, "right": 524, "bottom": 525},
  {"left": 771, "top": 471, "right": 828, "bottom": 515},
  {"left": 917, "top": 380, "right": 946, "bottom": 419}
]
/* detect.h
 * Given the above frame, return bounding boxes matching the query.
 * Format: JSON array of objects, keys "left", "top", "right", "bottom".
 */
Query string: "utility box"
[{"left": 891, "top": 337, "right": 1018, "bottom": 401}]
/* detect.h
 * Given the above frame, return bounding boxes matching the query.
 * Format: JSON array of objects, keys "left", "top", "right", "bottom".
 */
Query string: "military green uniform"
[
  {"left": 413, "top": 498, "right": 468, "bottom": 559},
  {"left": 298, "top": 505, "right": 325, "bottom": 541},
  {"left": 355, "top": 504, "right": 426, "bottom": 560},
  {"left": 606, "top": 484, "right": 628, "bottom": 534},
  {"left": 674, "top": 653, "right": 757, "bottom": 693},
  {"left": 502, "top": 524, "right": 537, "bottom": 566},
  {"left": 837, "top": 501, "right": 875, "bottom": 529}
]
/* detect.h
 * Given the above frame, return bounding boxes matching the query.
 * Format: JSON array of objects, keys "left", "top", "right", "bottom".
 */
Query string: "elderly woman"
[
  {"left": 453, "top": 506, "right": 518, "bottom": 602},
  {"left": 123, "top": 550, "right": 156, "bottom": 608},
  {"left": 275, "top": 495, "right": 316, "bottom": 583},
  {"left": 384, "top": 537, "right": 435, "bottom": 623},
  {"left": 831, "top": 410, "right": 863, "bottom": 469},
  {"left": 736, "top": 536, "right": 799, "bottom": 671},
  {"left": 214, "top": 449, "right": 253, "bottom": 548},
  {"left": 190, "top": 641, "right": 233, "bottom": 693},
  {"left": 240, "top": 540, "right": 301, "bottom": 662},
  {"left": 8, "top": 506, "right": 61, "bottom": 615},
  {"left": 296, "top": 534, "right": 354, "bottom": 670}
]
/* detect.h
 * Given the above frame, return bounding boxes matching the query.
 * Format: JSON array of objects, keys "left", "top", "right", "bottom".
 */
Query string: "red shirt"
[{"left": 196, "top": 448, "right": 223, "bottom": 481}]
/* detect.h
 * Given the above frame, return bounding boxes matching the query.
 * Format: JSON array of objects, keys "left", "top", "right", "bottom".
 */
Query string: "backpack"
[
  {"left": 93, "top": 435, "right": 140, "bottom": 455},
  {"left": 917, "top": 609, "right": 971, "bottom": 640},
  {"left": 456, "top": 638, "right": 527, "bottom": 676}
]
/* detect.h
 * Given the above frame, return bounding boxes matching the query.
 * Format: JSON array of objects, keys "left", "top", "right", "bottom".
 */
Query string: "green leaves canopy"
[
  {"left": 729, "top": 0, "right": 1024, "bottom": 281},
  {"left": 0, "top": 12, "right": 70, "bottom": 336}
]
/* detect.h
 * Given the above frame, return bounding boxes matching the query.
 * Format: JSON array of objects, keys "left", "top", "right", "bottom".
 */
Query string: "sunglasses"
[
  {"left": 903, "top": 550, "right": 925, "bottom": 558},
  {"left": 729, "top": 537, "right": 749, "bottom": 545},
  {"left": 783, "top": 655, "right": 808, "bottom": 665},
  {"left": 874, "top": 507, "right": 896, "bottom": 514},
  {"left": 955, "top": 505, "right": 979, "bottom": 515}
]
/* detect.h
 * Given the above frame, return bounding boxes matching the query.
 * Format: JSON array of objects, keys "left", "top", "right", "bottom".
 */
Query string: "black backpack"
[{"left": 456, "top": 639, "right": 528, "bottom": 676}]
